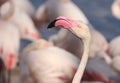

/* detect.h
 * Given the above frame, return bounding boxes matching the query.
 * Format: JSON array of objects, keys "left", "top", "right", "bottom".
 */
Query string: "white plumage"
[
  {"left": 36, "top": 0, "right": 89, "bottom": 24},
  {"left": 107, "top": 36, "right": 120, "bottom": 73},
  {"left": 0, "top": 20, "right": 20, "bottom": 69},
  {"left": 26, "top": 47, "right": 79, "bottom": 83},
  {"left": 111, "top": 56, "right": 120, "bottom": 73},
  {"left": 10, "top": 0, "right": 35, "bottom": 16},
  {"left": 0, "top": 1, "right": 40, "bottom": 41},
  {"left": 20, "top": 39, "right": 79, "bottom": 83},
  {"left": 108, "top": 36, "right": 120, "bottom": 57},
  {"left": 49, "top": 28, "right": 108, "bottom": 59}
]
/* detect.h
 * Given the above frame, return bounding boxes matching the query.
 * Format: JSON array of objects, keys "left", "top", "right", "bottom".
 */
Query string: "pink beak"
[{"left": 47, "top": 16, "right": 78, "bottom": 29}]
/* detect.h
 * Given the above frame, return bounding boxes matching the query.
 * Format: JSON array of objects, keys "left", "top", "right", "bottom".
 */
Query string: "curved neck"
[{"left": 72, "top": 39, "right": 90, "bottom": 83}]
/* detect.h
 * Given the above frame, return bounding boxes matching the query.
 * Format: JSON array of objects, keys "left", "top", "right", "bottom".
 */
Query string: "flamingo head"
[{"left": 47, "top": 16, "right": 91, "bottom": 41}]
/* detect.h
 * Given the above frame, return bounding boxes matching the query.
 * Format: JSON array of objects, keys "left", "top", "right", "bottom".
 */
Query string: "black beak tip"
[{"left": 47, "top": 20, "right": 57, "bottom": 29}]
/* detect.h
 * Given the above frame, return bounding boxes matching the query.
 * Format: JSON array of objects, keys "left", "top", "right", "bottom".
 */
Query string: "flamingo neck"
[{"left": 72, "top": 40, "right": 90, "bottom": 83}]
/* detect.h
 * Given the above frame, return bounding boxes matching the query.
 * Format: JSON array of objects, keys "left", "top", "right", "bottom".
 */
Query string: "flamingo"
[
  {"left": 107, "top": 36, "right": 120, "bottom": 73},
  {"left": 20, "top": 39, "right": 80, "bottom": 83},
  {"left": 0, "top": 1, "right": 40, "bottom": 41},
  {"left": 48, "top": 16, "right": 117, "bottom": 83},
  {"left": 111, "top": 0, "right": 120, "bottom": 20},
  {"left": 36, "top": 0, "right": 109, "bottom": 59},
  {"left": 47, "top": 16, "right": 91, "bottom": 83},
  {"left": 0, "top": 20, "right": 20, "bottom": 83},
  {"left": 108, "top": 36, "right": 120, "bottom": 58},
  {"left": 36, "top": 0, "right": 111, "bottom": 63}
]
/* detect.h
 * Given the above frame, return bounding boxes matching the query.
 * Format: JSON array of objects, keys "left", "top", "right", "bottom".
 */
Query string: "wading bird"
[{"left": 47, "top": 16, "right": 91, "bottom": 83}]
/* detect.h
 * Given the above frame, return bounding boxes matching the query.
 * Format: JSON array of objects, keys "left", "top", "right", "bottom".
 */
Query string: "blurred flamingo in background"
[
  {"left": 20, "top": 39, "right": 80, "bottom": 83},
  {"left": 108, "top": 36, "right": 120, "bottom": 58},
  {"left": 49, "top": 28, "right": 83, "bottom": 58},
  {"left": 111, "top": 0, "right": 120, "bottom": 20},
  {"left": 107, "top": 36, "right": 120, "bottom": 73},
  {"left": 20, "top": 39, "right": 113, "bottom": 83},
  {"left": 0, "top": 1, "right": 40, "bottom": 41},
  {"left": 0, "top": 20, "right": 20, "bottom": 83},
  {"left": 49, "top": 27, "right": 111, "bottom": 64},
  {"left": 35, "top": 0, "right": 89, "bottom": 28}
]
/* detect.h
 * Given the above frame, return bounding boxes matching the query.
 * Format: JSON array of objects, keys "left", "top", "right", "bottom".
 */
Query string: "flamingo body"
[
  {"left": 0, "top": 1, "right": 40, "bottom": 41},
  {"left": 36, "top": 0, "right": 89, "bottom": 24},
  {"left": 0, "top": 20, "right": 20, "bottom": 69},
  {"left": 20, "top": 39, "right": 79, "bottom": 83},
  {"left": 108, "top": 36, "right": 120, "bottom": 57}
]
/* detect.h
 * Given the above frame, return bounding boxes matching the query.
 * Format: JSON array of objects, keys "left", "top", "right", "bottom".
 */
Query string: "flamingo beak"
[
  {"left": 47, "top": 19, "right": 58, "bottom": 29},
  {"left": 47, "top": 16, "right": 78, "bottom": 29}
]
